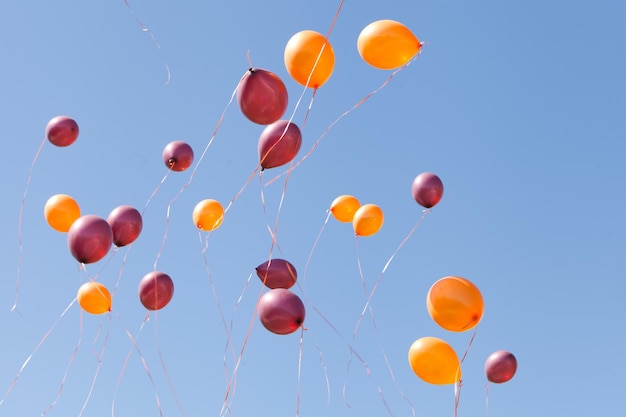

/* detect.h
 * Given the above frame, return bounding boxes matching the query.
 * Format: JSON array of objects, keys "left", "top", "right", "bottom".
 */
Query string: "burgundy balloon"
[
  {"left": 162, "top": 141, "right": 194, "bottom": 172},
  {"left": 255, "top": 259, "right": 298, "bottom": 289},
  {"left": 258, "top": 120, "right": 302, "bottom": 169},
  {"left": 237, "top": 68, "right": 288, "bottom": 125},
  {"left": 485, "top": 350, "right": 518, "bottom": 383},
  {"left": 411, "top": 172, "right": 444, "bottom": 208},
  {"left": 138, "top": 271, "right": 174, "bottom": 310},
  {"left": 107, "top": 205, "right": 143, "bottom": 247},
  {"left": 257, "top": 289, "right": 305, "bottom": 335},
  {"left": 67, "top": 215, "right": 113, "bottom": 264},
  {"left": 46, "top": 115, "right": 79, "bottom": 147}
]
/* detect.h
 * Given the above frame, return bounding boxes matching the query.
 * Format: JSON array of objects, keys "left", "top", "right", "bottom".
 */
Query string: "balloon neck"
[{"left": 168, "top": 158, "right": 176, "bottom": 168}]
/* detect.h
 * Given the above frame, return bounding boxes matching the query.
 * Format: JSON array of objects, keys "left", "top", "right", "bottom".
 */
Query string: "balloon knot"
[{"left": 168, "top": 158, "right": 176, "bottom": 168}]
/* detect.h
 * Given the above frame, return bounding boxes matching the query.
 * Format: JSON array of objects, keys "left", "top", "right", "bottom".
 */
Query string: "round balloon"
[
  {"left": 258, "top": 120, "right": 302, "bottom": 169},
  {"left": 257, "top": 289, "right": 305, "bottom": 335},
  {"left": 67, "top": 215, "right": 113, "bottom": 264},
  {"left": 237, "top": 68, "right": 288, "bottom": 125},
  {"left": 352, "top": 203, "right": 384, "bottom": 236},
  {"left": 427, "top": 276, "right": 484, "bottom": 332},
  {"left": 412, "top": 172, "right": 444, "bottom": 208},
  {"left": 77, "top": 281, "right": 112, "bottom": 314},
  {"left": 46, "top": 115, "right": 79, "bottom": 147},
  {"left": 107, "top": 205, "right": 142, "bottom": 247},
  {"left": 330, "top": 195, "right": 361, "bottom": 223},
  {"left": 163, "top": 141, "right": 194, "bottom": 172},
  {"left": 192, "top": 199, "right": 224, "bottom": 231},
  {"left": 255, "top": 259, "right": 297, "bottom": 289},
  {"left": 284, "top": 30, "right": 335, "bottom": 88},
  {"left": 44, "top": 194, "right": 81, "bottom": 232},
  {"left": 408, "top": 337, "right": 461, "bottom": 385},
  {"left": 138, "top": 271, "right": 174, "bottom": 311},
  {"left": 357, "top": 20, "right": 421, "bottom": 70},
  {"left": 485, "top": 350, "right": 517, "bottom": 383}
]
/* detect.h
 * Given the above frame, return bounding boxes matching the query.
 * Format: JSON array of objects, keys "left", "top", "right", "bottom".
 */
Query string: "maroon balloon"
[
  {"left": 257, "top": 289, "right": 305, "bottom": 335},
  {"left": 255, "top": 259, "right": 297, "bottom": 289},
  {"left": 46, "top": 115, "right": 79, "bottom": 147},
  {"left": 411, "top": 172, "right": 444, "bottom": 208},
  {"left": 258, "top": 120, "right": 302, "bottom": 169},
  {"left": 237, "top": 68, "right": 288, "bottom": 125},
  {"left": 67, "top": 215, "right": 113, "bottom": 264},
  {"left": 107, "top": 205, "right": 143, "bottom": 247},
  {"left": 138, "top": 271, "right": 174, "bottom": 310},
  {"left": 162, "top": 141, "right": 194, "bottom": 172},
  {"left": 485, "top": 350, "right": 518, "bottom": 383}
]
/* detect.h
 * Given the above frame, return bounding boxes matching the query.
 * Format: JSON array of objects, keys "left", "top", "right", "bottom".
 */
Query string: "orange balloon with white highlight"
[
  {"left": 193, "top": 199, "right": 224, "bottom": 231},
  {"left": 77, "top": 281, "right": 112, "bottom": 315},
  {"left": 352, "top": 203, "right": 384, "bottom": 236},
  {"left": 330, "top": 195, "right": 361, "bottom": 223},
  {"left": 357, "top": 20, "right": 421, "bottom": 70},
  {"left": 44, "top": 194, "right": 81, "bottom": 232},
  {"left": 284, "top": 30, "right": 335, "bottom": 88},
  {"left": 427, "top": 276, "right": 484, "bottom": 332}
]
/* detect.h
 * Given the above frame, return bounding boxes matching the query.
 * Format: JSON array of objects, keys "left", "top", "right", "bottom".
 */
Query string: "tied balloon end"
[{"left": 167, "top": 158, "right": 176, "bottom": 169}]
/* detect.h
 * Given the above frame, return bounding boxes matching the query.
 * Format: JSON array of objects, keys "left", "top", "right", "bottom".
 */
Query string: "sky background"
[{"left": 0, "top": 1, "right": 625, "bottom": 416}]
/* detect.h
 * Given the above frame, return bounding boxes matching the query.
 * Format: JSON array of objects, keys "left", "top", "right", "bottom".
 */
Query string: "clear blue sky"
[{"left": 0, "top": 1, "right": 624, "bottom": 416}]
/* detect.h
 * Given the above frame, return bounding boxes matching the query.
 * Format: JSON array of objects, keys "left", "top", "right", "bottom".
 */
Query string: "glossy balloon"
[
  {"left": 44, "top": 194, "right": 81, "bottom": 232},
  {"left": 412, "top": 172, "right": 444, "bottom": 208},
  {"left": 138, "top": 271, "right": 174, "bottom": 311},
  {"left": 352, "top": 204, "right": 384, "bottom": 236},
  {"left": 284, "top": 30, "right": 335, "bottom": 88},
  {"left": 330, "top": 195, "right": 361, "bottom": 223},
  {"left": 357, "top": 20, "right": 421, "bottom": 70},
  {"left": 107, "top": 205, "right": 142, "bottom": 247},
  {"left": 408, "top": 337, "right": 461, "bottom": 385},
  {"left": 255, "top": 259, "right": 297, "bottom": 289},
  {"left": 485, "top": 350, "right": 517, "bottom": 383},
  {"left": 257, "top": 289, "right": 305, "bottom": 335},
  {"left": 77, "top": 281, "right": 112, "bottom": 314},
  {"left": 163, "top": 141, "right": 194, "bottom": 172},
  {"left": 237, "top": 68, "right": 288, "bottom": 125},
  {"left": 46, "top": 115, "right": 79, "bottom": 147},
  {"left": 258, "top": 120, "right": 302, "bottom": 169},
  {"left": 427, "top": 276, "right": 484, "bottom": 332},
  {"left": 192, "top": 199, "right": 224, "bottom": 231},
  {"left": 67, "top": 215, "right": 113, "bottom": 264}
]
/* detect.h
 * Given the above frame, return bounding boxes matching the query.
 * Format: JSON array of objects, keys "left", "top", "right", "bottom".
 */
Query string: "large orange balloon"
[
  {"left": 408, "top": 337, "right": 461, "bottom": 385},
  {"left": 357, "top": 20, "right": 421, "bottom": 70},
  {"left": 44, "top": 194, "right": 81, "bottom": 232},
  {"left": 330, "top": 195, "right": 361, "bottom": 223},
  {"left": 192, "top": 199, "right": 224, "bottom": 231},
  {"left": 77, "top": 281, "right": 111, "bottom": 314},
  {"left": 427, "top": 276, "right": 484, "bottom": 332},
  {"left": 284, "top": 30, "right": 335, "bottom": 88},
  {"left": 352, "top": 203, "right": 384, "bottom": 236}
]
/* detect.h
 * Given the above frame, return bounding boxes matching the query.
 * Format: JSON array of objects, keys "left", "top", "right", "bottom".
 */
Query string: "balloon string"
[
  {"left": 143, "top": 171, "right": 170, "bottom": 215},
  {"left": 302, "top": 210, "right": 332, "bottom": 291},
  {"left": 485, "top": 382, "right": 490, "bottom": 417},
  {"left": 154, "top": 311, "right": 187, "bottom": 417},
  {"left": 295, "top": 327, "right": 305, "bottom": 417},
  {"left": 460, "top": 328, "right": 478, "bottom": 364},
  {"left": 315, "top": 345, "right": 331, "bottom": 405},
  {"left": 454, "top": 379, "right": 463, "bottom": 417},
  {"left": 258, "top": 174, "right": 283, "bottom": 256}
]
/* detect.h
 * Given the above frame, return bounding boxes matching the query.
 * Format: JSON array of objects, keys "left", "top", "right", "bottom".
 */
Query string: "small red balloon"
[
  {"left": 237, "top": 68, "right": 288, "bottom": 125},
  {"left": 485, "top": 350, "right": 518, "bottom": 383},
  {"left": 67, "top": 215, "right": 113, "bottom": 264},
  {"left": 258, "top": 120, "right": 302, "bottom": 169},
  {"left": 138, "top": 271, "right": 174, "bottom": 310},
  {"left": 257, "top": 289, "right": 305, "bottom": 335},
  {"left": 412, "top": 172, "right": 444, "bottom": 208},
  {"left": 107, "top": 205, "right": 142, "bottom": 247},
  {"left": 162, "top": 141, "right": 194, "bottom": 172},
  {"left": 46, "top": 116, "right": 79, "bottom": 147},
  {"left": 255, "top": 259, "right": 297, "bottom": 289}
]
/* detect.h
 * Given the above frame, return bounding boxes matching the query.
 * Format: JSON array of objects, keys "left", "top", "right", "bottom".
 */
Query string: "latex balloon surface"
[
  {"left": 255, "top": 259, "right": 297, "bottom": 289},
  {"left": 77, "top": 281, "right": 112, "bottom": 314},
  {"left": 258, "top": 120, "right": 302, "bottom": 169},
  {"left": 138, "top": 271, "right": 174, "bottom": 311},
  {"left": 46, "top": 115, "right": 79, "bottom": 147},
  {"left": 412, "top": 172, "right": 444, "bottom": 208},
  {"left": 107, "top": 205, "right": 142, "bottom": 247},
  {"left": 257, "top": 289, "right": 305, "bottom": 335},
  {"left": 44, "top": 194, "right": 81, "bottom": 232},
  {"left": 163, "top": 141, "right": 194, "bottom": 172},
  {"left": 408, "top": 337, "right": 461, "bottom": 385},
  {"left": 357, "top": 20, "right": 421, "bottom": 70},
  {"left": 485, "top": 350, "right": 517, "bottom": 383},
  {"left": 330, "top": 195, "right": 361, "bottom": 223},
  {"left": 284, "top": 30, "right": 335, "bottom": 88},
  {"left": 67, "top": 215, "right": 113, "bottom": 264},
  {"left": 427, "top": 276, "right": 484, "bottom": 332},
  {"left": 237, "top": 68, "right": 288, "bottom": 125},
  {"left": 192, "top": 199, "right": 224, "bottom": 231},
  {"left": 352, "top": 204, "right": 384, "bottom": 236}
]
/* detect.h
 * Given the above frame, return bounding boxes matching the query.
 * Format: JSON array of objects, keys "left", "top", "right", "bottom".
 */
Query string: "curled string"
[
  {"left": 154, "top": 310, "right": 187, "bottom": 417},
  {"left": 315, "top": 346, "right": 331, "bottom": 405}
]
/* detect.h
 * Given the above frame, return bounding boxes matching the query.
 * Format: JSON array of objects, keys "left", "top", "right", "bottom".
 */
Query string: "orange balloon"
[
  {"left": 352, "top": 203, "right": 384, "bottom": 236},
  {"left": 77, "top": 281, "right": 112, "bottom": 314},
  {"left": 44, "top": 194, "right": 81, "bottom": 232},
  {"left": 284, "top": 30, "right": 335, "bottom": 88},
  {"left": 192, "top": 199, "right": 224, "bottom": 231},
  {"left": 427, "top": 276, "right": 484, "bottom": 332},
  {"left": 330, "top": 195, "right": 361, "bottom": 223},
  {"left": 357, "top": 20, "right": 421, "bottom": 70},
  {"left": 408, "top": 337, "right": 461, "bottom": 385}
]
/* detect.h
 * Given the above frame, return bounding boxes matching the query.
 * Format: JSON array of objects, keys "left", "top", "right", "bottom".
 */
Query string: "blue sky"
[{"left": 0, "top": 1, "right": 625, "bottom": 416}]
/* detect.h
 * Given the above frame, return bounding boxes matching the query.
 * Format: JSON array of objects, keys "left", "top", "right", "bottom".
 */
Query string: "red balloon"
[
  {"left": 138, "top": 271, "right": 174, "bottom": 310},
  {"left": 257, "top": 289, "right": 305, "bottom": 335},
  {"left": 411, "top": 172, "right": 444, "bottom": 208},
  {"left": 485, "top": 350, "right": 517, "bottom": 383},
  {"left": 67, "top": 215, "right": 113, "bottom": 264},
  {"left": 258, "top": 120, "right": 302, "bottom": 169},
  {"left": 255, "top": 259, "right": 297, "bottom": 289},
  {"left": 162, "top": 141, "right": 194, "bottom": 172},
  {"left": 237, "top": 68, "right": 288, "bottom": 125},
  {"left": 107, "top": 205, "right": 142, "bottom": 247},
  {"left": 46, "top": 116, "right": 79, "bottom": 147}
]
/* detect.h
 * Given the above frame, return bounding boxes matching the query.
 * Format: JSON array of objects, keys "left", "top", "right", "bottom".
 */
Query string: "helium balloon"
[
  {"left": 257, "top": 289, "right": 305, "bottom": 335},
  {"left": 427, "top": 276, "right": 484, "bottom": 332},
  {"left": 138, "top": 271, "right": 174, "bottom": 311},
  {"left": 485, "top": 350, "right": 517, "bottom": 383},
  {"left": 284, "top": 30, "right": 335, "bottom": 88},
  {"left": 192, "top": 199, "right": 224, "bottom": 231},
  {"left": 255, "top": 259, "right": 297, "bottom": 289},
  {"left": 77, "top": 281, "right": 112, "bottom": 314},
  {"left": 412, "top": 172, "right": 444, "bottom": 208},
  {"left": 408, "top": 337, "right": 461, "bottom": 385},
  {"left": 44, "top": 194, "right": 81, "bottom": 232},
  {"left": 352, "top": 203, "right": 384, "bottom": 236},
  {"left": 258, "top": 120, "right": 302, "bottom": 169},
  {"left": 237, "top": 68, "right": 288, "bottom": 125},
  {"left": 107, "top": 205, "right": 142, "bottom": 247},
  {"left": 46, "top": 115, "right": 79, "bottom": 147},
  {"left": 67, "top": 215, "right": 113, "bottom": 264},
  {"left": 357, "top": 20, "right": 421, "bottom": 70},
  {"left": 330, "top": 195, "right": 361, "bottom": 223},
  {"left": 163, "top": 140, "right": 194, "bottom": 172}
]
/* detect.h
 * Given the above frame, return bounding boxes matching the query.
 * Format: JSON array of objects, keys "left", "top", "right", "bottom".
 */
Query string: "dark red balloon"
[
  {"left": 257, "top": 289, "right": 305, "bottom": 335},
  {"left": 107, "top": 205, "right": 143, "bottom": 247},
  {"left": 162, "top": 141, "right": 194, "bottom": 172},
  {"left": 255, "top": 259, "right": 297, "bottom": 289},
  {"left": 411, "top": 172, "right": 444, "bottom": 208},
  {"left": 237, "top": 68, "right": 288, "bottom": 125},
  {"left": 258, "top": 120, "right": 302, "bottom": 169},
  {"left": 138, "top": 271, "right": 174, "bottom": 310},
  {"left": 67, "top": 215, "right": 113, "bottom": 264},
  {"left": 485, "top": 350, "right": 518, "bottom": 383},
  {"left": 46, "top": 115, "right": 79, "bottom": 147}
]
